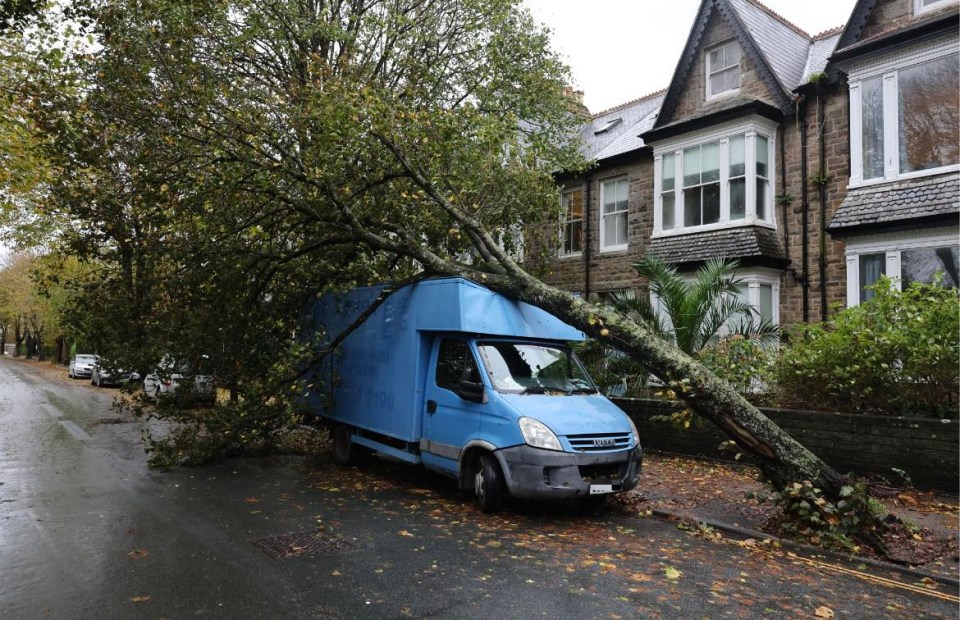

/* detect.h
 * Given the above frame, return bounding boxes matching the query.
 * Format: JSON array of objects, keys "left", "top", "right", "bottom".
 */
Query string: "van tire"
[
  {"left": 475, "top": 453, "right": 505, "bottom": 513},
  {"left": 331, "top": 425, "right": 356, "bottom": 465}
]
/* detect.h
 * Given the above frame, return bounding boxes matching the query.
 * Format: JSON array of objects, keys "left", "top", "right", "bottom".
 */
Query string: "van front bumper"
[{"left": 495, "top": 444, "right": 642, "bottom": 501}]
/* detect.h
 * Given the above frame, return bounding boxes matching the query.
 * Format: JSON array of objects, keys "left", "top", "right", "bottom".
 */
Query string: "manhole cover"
[{"left": 251, "top": 530, "right": 352, "bottom": 559}]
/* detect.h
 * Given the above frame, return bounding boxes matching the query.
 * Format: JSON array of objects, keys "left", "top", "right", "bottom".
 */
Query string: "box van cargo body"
[{"left": 305, "top": 277, "right": 642, "bottom": 511}]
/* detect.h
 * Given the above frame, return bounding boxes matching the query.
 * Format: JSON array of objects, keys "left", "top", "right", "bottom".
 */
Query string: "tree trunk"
[{"left": 472, "top": 271, "right": 847, "bottom": 496}]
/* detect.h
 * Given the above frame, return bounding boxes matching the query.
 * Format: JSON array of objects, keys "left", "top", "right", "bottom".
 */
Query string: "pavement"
[{"left": 621, "top": 453, "right": 959, "bottom": 583}]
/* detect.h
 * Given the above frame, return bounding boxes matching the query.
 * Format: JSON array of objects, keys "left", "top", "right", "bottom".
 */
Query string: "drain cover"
[{"left": 251, "top": 530, "right": 352, "bottom": 559}]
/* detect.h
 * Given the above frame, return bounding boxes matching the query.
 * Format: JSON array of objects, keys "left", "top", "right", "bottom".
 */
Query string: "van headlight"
[
  {"left": 518, "top": 417, "right": 562, "bottom": 451},
  {"left": 628, "top": 417, "right": 640, "bottom": 446}
]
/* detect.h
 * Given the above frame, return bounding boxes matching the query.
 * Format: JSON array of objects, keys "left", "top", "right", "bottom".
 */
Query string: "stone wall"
[{"left": 614, "top": 398, "right": 959, "bottom": 491}]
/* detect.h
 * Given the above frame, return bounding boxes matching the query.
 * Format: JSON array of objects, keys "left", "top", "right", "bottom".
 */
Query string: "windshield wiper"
[
  {"left": 567, "top": 387, "right": 597, "bottom": 394},
  {"left": 521, "top": 386, "right": 547, "bottom": 394}
]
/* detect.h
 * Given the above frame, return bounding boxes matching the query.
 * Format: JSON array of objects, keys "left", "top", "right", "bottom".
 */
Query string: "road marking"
[
  {"left": 59, "top": 420, "right": 92, "bottom": 441},
  {"left": 39, "top": 405, "right": 62, "bottom": 419}
]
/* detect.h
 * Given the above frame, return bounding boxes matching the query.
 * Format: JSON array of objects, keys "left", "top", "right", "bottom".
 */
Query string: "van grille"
[{"left": 565, "top": 432, "right": 631, "bottom": 453}]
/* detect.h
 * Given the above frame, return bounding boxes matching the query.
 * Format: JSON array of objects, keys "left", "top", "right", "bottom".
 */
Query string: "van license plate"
[{"left": 589, "top": 484, "right": 613, "bottom": 495}]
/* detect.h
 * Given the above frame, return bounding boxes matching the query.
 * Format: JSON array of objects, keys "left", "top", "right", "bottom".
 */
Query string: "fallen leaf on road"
[
  {"left": 243, "top": 497, "right": 259, "bottom": 503},
  {"left": 663, "top": 567, "right": 681, "bottom": 580},
  {"left": 398, "top": 530, "right": 414, "bottom": 537},
  {"left": 127, "top": 549, "right": 149, "bottom": 560},
  {"left": 331, "top": 570, "right": 341, "bottom": 576},
  {"left": 129, "top": 595, "right": 151, "bottom": 603},
  {"left": 814, "top": 606, "right": 834, "bottom": 618}
]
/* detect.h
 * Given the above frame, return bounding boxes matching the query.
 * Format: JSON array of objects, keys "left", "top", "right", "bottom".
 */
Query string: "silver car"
[
  {"left": 143, "top": 355, "right": 215, "bottom": 401},
  {"left": 91, "top": 360, "right": 129, "bottom": 387},
  {"left": 68, "top": 354, "right": 98, "bottom": 379}
]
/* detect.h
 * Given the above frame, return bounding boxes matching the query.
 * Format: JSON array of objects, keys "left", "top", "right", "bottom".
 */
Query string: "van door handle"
[{"left": 426, "top": 400, "right": 437, "bottom": 414}]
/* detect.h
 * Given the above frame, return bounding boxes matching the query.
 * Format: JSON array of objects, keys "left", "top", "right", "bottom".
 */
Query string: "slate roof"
[
  {"left": 801, "top": 29, "right": 843, "bottom": 83},
  {"left": 827, "top": 173, "right": 960, "bottom": 234},
  {"left": 729, "top": 0, "right": 810, "bottom": 92},
  {"left": 577, "top": 91, "right": 665, "bottom": 162},
  {"left": 648, "top": 227, "right": 786, "bottom": 267}
]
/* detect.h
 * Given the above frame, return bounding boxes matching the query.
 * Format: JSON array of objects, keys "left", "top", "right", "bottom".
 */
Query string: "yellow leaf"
[
  {"left": 130, "top": 596, "right": 151, "bottom": 603},
  {"left": 814, "top": 606, "right": 834, "bottom": 618},
  {"left": 663, "top": 566, "right": 681, "bottom": 580},
  {"left": 398, "top": 530, "right": 414, "bottom": 537}
]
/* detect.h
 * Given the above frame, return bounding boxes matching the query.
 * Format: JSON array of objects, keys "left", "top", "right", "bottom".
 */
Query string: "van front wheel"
[{"left": 475, "top": 453, "right": 505, "bottom": 513}]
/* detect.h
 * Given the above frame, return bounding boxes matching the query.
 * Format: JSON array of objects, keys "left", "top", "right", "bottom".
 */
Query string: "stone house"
[{"left": 536, "top": 0, "right": 958, "bottom": 327}]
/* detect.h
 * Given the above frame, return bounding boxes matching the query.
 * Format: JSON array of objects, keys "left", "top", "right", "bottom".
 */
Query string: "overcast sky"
[{"left": 523, "top": 0, "right": 858, "bottom": 114}]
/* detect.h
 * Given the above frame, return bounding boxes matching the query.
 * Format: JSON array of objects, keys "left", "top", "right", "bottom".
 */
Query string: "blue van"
[{"left": 305, "top": 277, "right": 642, "bottom": 512}]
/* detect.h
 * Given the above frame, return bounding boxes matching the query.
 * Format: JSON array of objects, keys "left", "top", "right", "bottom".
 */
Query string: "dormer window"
[
  {"left": 706, "top": 40, "right": 741, "bottom": 99},
  {"left": 594, "top": 118, "right": 623, "bottom": 135}
]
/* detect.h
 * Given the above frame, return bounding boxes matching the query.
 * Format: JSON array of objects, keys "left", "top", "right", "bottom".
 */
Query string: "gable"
[{"left": 658, "top": 8, "right": 783, "bottom": 127}]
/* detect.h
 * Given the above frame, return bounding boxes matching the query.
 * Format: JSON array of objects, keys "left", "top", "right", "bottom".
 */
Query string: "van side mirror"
[{"left": 456, "top": 379, "right": 488, "bottom": 404}]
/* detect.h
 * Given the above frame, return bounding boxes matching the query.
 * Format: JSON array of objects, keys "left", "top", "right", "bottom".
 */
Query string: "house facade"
[{"left": 535, "top": 0, "right": 958, "bottom": 327}]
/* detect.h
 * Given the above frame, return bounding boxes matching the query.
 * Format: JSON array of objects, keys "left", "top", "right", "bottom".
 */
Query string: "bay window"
[
  {"left": 849, "top": 46, "right": 959, "bottom": 185},
  {"left": 600, "top": 177, "right": 629, "bottom": 252},
  {"left": 654, "top": 120, "right": 775, "bottom": 235},
  {"left": 845, "top": 231, "right": 959, "bottom": 306}
]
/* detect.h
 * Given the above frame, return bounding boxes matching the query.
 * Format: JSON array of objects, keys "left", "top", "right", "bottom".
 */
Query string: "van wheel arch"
[{"left": 458, "top": 441, "right": 500, "bottom": 492}]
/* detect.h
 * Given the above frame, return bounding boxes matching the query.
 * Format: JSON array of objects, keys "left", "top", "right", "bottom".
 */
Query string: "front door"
[{"left": 421, "top": 338, "right": 486, "bottom": 474}]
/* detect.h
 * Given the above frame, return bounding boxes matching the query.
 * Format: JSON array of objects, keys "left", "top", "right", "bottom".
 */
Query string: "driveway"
[{"left": 0, "top": 357, "right": 956, "bottom": 619}]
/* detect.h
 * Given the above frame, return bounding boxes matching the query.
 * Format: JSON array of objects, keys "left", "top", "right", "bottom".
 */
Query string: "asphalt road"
[{"left": 0, "top": 357, "right": 956, "bottom": 619}]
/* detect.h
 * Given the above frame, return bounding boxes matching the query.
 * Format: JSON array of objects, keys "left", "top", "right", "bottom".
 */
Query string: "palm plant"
[{"left": 610, "top": 254, "right": 779, "bottom": 355}]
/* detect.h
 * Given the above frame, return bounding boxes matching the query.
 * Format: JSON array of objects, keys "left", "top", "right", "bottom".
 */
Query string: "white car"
[
  {"left": 143, "top": 356, "right": 215, "bottom": 401},
  {"left": 68, "top": 354, "right": 98, "bottom": 380}
]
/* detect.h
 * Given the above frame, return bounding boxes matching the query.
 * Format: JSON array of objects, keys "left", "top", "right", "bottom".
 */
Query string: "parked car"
[
  {"left": 143, "top": 355, "right": 214, "bottom": 402},
  {"left": 68, "top": 354, "right": 99, "bottom": 380},
  {"left": 91, "top": 359, "right": 131, "bottom": 388}
]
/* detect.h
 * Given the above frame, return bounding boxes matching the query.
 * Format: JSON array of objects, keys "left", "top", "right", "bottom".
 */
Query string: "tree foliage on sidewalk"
[{"left": 6, "top": 0, "right": 873, "bottom": 507}]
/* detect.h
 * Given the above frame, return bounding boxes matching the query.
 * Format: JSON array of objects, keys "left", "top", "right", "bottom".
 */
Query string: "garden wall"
[{"left": 614, "top": 398, "right": 959, "bottom": 491}]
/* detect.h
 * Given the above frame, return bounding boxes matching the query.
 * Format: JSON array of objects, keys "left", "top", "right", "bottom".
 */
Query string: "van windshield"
[{"left": 476, "top": 341, "right": 597, "bottom": 395}]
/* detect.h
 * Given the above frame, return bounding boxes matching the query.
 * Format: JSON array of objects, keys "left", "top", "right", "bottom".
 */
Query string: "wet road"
[{"left": 1, "top": 357, "right": 957, "bottom": 619}]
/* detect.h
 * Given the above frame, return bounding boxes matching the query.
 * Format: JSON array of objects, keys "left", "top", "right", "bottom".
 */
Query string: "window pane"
[
  {"left": 603, "top": 213, "right": 617, "bottom": 247},
  {"left": 859, "top": 253, "right": 886, "bottom": 303},
  {"left": 615, "top": 212, "right": 627, "bottom": 246},
  {"left": 701, "top": 141, "right": 720, "bottom": 182},
  {"left": 898, "top": 54, "right": 960, "bottom": 173},
  {"left": 727, "top": 42, "right": 740, "bottom": 65},
  {"left": 684, "top": 188, "right": 701, "bottom": 226},
  {"left": 436, "top": 340, "right": 479, "bottom": 390},
  {"left": 703, "top": 182, "right": 720, "bottom": 224},
  {"left": 902, "top": 245, "right": 959, "bottom": 288},
  {"left": 662, "top": 154, "right": 675, "bottom": 191},
  {"left": 563, "top": 190, "right": 583, "bottom": 219},
  {"left": 683, "top": 146, "right": 700, "bottom": 187},
  {"left": 756, "top": 135, "right": 768, "bottom": 178},
  {"left": 759, "top": 285, "right": 773, "bottom": 323},
  {"left": 729, "top": 134, "right": 745, "bottom": 177},
  {"left": 617, "top": 179, "right": 629, "bottom": 205},
  {"left": 709, "top": 48, "right": 722, "bottom": 67},
  {"left": 602, "top": 180, "right": 616, "bottom": 213},
  {"left": 662, "top": 193, "right": 675, "bottom": 229},
  {"left": 861, "top": 76, "right": 884, "bottom": 180},
  {"left": 723, "top": 67, "right": 740, "bottom": 91},
  {"left": 756, "top": 179, "right": 767, "bottom": 220},
  {"left": 730, "top": 178, "right": 745, "bottom": 219}
]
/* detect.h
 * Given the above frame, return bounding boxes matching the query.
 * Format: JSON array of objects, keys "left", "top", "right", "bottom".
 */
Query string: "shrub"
[
  {"left": 697, "top": 335, "right": 776, "bottom": 404},
  {"left": 775, "top": 278, "right": 959, "bottom": 417}
]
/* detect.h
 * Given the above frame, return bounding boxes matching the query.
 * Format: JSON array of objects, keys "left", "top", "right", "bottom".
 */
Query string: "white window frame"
[
  {"left": 915, "top": 0, "right": 954, "bottom": 14},
  {"left": 652, "top": 116, "right": 777, "bottom": 237},
  {"left": 559, "top": 186, "right": 584, "bottom": 258},
  {"left": 706, "top": 40, "right": 741, "bottom": 100},
  {"left": 844, "top": 227, "right": 959, "bottom": 306},
  {"left": 847, "top": 37, "right": 960, "bottom": 188},
  {"left": 599, "top": 176, "right": 629, "bottom": 253}
]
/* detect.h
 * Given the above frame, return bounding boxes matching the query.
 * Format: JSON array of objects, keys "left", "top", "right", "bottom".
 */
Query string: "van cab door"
[{"left": 421, "top": 337, "right": 486, "bottom": 474}]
